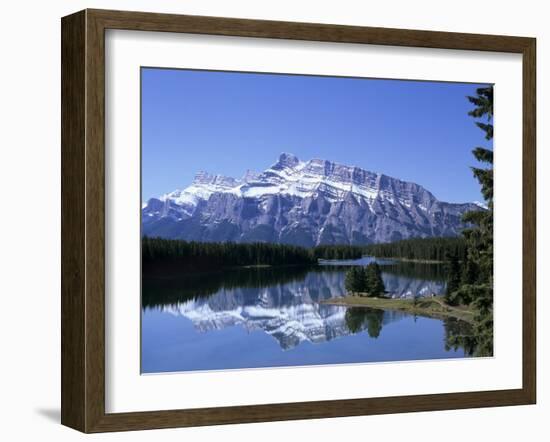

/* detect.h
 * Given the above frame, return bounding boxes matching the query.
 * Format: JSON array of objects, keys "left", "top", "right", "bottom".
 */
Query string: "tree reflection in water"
[{"left": 345, "top": 307, "right": 385, "bottom": 338}]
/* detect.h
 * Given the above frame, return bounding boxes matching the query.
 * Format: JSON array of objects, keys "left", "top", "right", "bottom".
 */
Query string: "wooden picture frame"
[{"left": 61, "top": 8, "right": 536, "bottom": 433}]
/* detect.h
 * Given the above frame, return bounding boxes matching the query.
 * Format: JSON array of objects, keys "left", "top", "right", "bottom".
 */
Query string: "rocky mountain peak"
[
  {"left": 143, "top": 153, "right": 483, "bottom": 245},
  {"left": 192, "top": 171, "right": 239, "bottom": 189},
  {"left": 273, "top": 152, "right": 301, "bottom": 170}
]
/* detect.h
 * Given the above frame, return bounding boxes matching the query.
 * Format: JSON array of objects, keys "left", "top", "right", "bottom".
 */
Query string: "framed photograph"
[{"left": 61, "top": 9, "right": 536, "bottom": 433}]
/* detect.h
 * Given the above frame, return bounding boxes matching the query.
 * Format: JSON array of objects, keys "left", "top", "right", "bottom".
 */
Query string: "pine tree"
[
  {"left": 458, "top": 85, "right": 494, "bottom": 356},
  {"left": 364, "top": 262, "right": 385, "bottom": 297},
  {"left": 344, "top": 266, "right": 364, "bottom": 294},
  {"left": 445, "top": 251, "right": 462, "bottom": 304},
  {"left": 344, "top": 263, "right": 385, "bottom": 297},
  {"left": 463, "top": 86, "right": 493, "bottom": 290}
]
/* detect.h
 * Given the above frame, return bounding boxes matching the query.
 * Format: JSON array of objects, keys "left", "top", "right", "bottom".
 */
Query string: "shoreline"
[
  {"left": 318, "top": 256, "right": 446, "bottom": 264},
  {"left": 321, "top": 295, "right": 475, "bottom": 323},
  {"left": 369, "top": 257, "right": 446, "bottom": 264}
]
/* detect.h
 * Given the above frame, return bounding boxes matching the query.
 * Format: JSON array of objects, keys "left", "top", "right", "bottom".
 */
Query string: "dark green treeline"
[
  {"left": 142, "top": 236, "right": 317, "bottom": 272},
  {"left": 143, "top": 235, "right": 471, "bottom": 274},
  {"left": 363, "top": 237, "right": 467, "bottom": 262},
  {"left": 312, "top": 245, "right": 363, "bottom": 260}
]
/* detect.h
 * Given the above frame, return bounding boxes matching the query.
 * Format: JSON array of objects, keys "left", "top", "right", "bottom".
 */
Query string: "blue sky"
[{"left": 141, "top": 68, "right": 492, "bottom": 203}]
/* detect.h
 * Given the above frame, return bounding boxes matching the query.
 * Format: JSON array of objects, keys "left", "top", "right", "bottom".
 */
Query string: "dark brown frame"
[{"left": 61, "top": 8, "right": 536, "bottom": 433}]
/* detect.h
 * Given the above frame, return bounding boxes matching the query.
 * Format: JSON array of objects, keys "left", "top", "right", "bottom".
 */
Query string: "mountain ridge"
[{"left": 142, "top": 153, "right": 482, "bottom": 245}]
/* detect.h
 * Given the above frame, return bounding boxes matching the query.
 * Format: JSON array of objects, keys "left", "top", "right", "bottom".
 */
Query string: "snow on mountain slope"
[{"left": 142, "top": 153, "right": 484, "bottom": 245}]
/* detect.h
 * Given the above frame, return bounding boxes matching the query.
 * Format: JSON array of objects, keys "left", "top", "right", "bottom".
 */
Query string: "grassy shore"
[{"left": 321, "top": 295, "right": 475, "bottom": 323}]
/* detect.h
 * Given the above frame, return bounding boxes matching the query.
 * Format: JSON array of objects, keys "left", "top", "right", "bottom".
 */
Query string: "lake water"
[{"left": 141, "top": 258, "right": 472, "bottom": 373}]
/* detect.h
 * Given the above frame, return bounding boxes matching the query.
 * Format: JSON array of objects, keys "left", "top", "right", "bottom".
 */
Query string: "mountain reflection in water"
[{"left": 142, "top": 259, "right": 473, "bottom": 373}]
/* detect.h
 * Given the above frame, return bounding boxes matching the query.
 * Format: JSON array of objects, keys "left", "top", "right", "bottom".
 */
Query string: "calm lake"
[{"left": 141, "top": 257, "right": 472, "bottom": 373}]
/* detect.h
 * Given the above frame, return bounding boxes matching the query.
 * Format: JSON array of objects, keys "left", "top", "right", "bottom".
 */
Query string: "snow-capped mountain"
[{"left": 142, "top": 153, "right": 482, "bottom": 245}]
